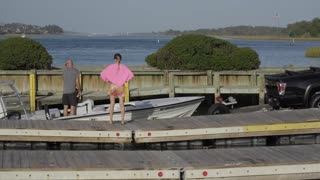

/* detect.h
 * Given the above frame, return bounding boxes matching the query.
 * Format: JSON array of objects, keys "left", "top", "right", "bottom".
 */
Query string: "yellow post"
[
  {"left": 124, "top": 82, "right": 130, "bottom": 102},
  {"left": 29, "top": 70, "right": 36, "bottom": 112}
]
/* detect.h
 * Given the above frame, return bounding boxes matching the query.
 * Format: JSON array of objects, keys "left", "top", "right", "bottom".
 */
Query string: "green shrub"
[
  {"left": 146, "top": 34, "right": 260, "bottom": 70},
  {"left": 145, "top": 53, "right": 157, "bottom": 67},
  {"left": 0, "top": 37, "right": 52, "bottom": 70},
  {"left": 305, "top": 47, "right": 320, "bottom": 58}
]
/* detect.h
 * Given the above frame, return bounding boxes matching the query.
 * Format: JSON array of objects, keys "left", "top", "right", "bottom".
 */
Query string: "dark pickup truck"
[{"left": 265, "top": 67, "right": 320, "bottom": 109}]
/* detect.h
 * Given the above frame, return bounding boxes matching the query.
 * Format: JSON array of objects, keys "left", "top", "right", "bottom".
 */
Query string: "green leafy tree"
[
  {"left": 0, "top": 23, "right": 64, "bottom": 35},
  {"left": 43, "top": 25, "right": 64, "bottom": 34},
  {"left": 0, "top": 37, "right": 52, "bottom": 70},
  {"left": 310, "top": 18, "right": 320, "bottom": 37},
  {"left": 287, "top": 18, "right": 320, "bottom": 37},
  {"left": 146, "top": 34, "right": 260, "bottom": 71},
  {"left": 161, "top": 18, "right": 320, "bottom": 37}
]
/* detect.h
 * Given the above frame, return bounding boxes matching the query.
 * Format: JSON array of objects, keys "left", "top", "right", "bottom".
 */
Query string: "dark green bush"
[
  {"left": 0, "top": 37, "right": 52, "bottom": 70},
  {"left": 146, "top": 34, "right": 260, "bottom": 70}
]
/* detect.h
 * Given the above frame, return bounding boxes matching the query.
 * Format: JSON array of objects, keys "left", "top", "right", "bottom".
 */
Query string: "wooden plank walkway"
[
  {"left": 0, "top": 120, "right": 132, "bottom": 143},
  {"left": 182, "top": 144, "right": 320, "bottom": 180},
  {"left": 0, "top": 108, "right": 320, "bottom": 143},
  {"left": 1, "top": 145, "right": 320, "bottom": 179},
  {"left": 134, "top": 108, "right": 320, "bottom": 143}
]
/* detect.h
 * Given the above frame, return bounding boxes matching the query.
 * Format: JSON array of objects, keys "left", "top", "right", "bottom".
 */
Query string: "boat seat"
[{"left": 77, "top": 99, "right": 94, "bottom": 115}]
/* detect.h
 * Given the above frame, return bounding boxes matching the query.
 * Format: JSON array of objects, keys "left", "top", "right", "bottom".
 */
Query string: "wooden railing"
[{"left": 0, "top": 67, "right": 308, "bottom": 112}]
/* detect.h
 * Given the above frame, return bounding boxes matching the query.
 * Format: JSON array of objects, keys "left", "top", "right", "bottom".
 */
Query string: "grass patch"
[{"left": 305, "top": 47, "right": 320, "bottom": 58}]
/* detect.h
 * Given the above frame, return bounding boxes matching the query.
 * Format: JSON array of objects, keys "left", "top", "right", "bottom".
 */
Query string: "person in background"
[
  {"left": 62, "top": 59, "right": 81, "bottom": 116},
  {"left": 100, "top": 53, "right": 134, "bottom": 125}
]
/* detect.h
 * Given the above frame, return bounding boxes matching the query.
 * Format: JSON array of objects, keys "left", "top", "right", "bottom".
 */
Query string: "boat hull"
[
  {"left": 71, "top": 98, "right": 202, "bottom": 121},
  {"left": 28, "top": 97, "right": 204, "bottom": 121}
]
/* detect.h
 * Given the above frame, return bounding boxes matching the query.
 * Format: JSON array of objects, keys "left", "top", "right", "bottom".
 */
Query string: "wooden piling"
[
  {"left": 214, "top": 72, "right": 220, "bottom": 102},
  {"left": 258, "top": 73, "right": 265, "bottom": 105},
  {"left": 206, "top": 70, "right": 213, "bottom": 86},
  {"left": 168, "top": 73, "right": 175, "bottom": 97}
]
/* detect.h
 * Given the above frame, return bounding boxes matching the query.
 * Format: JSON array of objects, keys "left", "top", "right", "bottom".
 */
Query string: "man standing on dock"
[{"left": 62, "top": 59, "right": 81, "bottom": 116}]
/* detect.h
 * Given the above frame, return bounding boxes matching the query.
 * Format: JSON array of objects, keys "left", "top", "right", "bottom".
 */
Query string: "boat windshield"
[{"left": 0, "top": 81, "right": 28, "bottom": 120}]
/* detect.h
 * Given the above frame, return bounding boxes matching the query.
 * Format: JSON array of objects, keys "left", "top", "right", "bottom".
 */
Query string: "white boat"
[{"left": 0, "top": 81, "right": 204, "bottom": 122}]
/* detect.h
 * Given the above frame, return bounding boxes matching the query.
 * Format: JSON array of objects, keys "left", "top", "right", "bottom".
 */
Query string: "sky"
[{"left": 1, "top": 0, "right": 320, "bottom": 34}]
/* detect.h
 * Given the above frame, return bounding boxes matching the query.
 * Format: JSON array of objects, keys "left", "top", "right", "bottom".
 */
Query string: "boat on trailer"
[{"left": 0, "top": 80, "right": 204, "bottom": 122}]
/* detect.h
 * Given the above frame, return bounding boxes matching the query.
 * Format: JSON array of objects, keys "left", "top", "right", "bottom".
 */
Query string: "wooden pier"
[
  {"left": 0, "top": 108, "right": 320, "bottom": 146},
  {"left": 1, "top": 107, "right": 320, "bottom": 179},
  {"left": 1, "top": 145, "right": 320, "bottom": 179},
  {"left": 133, "top": 108, "right": 320, "bottom": 143}
]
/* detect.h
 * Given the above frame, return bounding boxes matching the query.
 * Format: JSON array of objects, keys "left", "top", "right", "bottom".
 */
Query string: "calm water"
[{"left": 1, "top": 35, "right": 320, "bottom": 67}]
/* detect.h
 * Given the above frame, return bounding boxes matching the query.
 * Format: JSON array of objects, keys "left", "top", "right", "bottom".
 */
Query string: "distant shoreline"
[
  {"left": 54, "top": 65, "right": 311, "bottom": 72},
  {"left": 219, "top": 35, "right": 320, "bottom": 41},
  {"left": 53, "top": 65, "right": 157, "bottom": 71},
  {"left": 0, "top": 32, "right": 88, "bottom": 37},
  {"left": 2, "top": 34, "right": 320, "bottom": 41}
]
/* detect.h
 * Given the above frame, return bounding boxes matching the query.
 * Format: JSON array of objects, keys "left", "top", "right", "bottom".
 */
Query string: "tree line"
[
  {"left": 161, "top": 18, "right": 320, "bottom": 38},
  {"left": 0, "top": 23, "right": 64, "bottom": 35}
]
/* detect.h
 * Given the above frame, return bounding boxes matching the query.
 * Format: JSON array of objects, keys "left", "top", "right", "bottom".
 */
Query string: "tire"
[
  {"left": 310, "top": 93, "right": 320, "bottom": 108},
  {"left": 208, "top": 104, "right": 230, "bottom": 115}
]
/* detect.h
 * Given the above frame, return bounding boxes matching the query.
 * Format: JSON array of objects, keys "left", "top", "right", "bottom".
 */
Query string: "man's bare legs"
[
  {"left": 64, "top": 105, "right": 76, "bottom": 116},
  {"left": 70, "top": 105, "right": 76, "bottom": 115},
  {"left": 63, "top": 105, "right": 69, "bottom": 116},
  {"left": 119, "top": 96, "right": 125, "bottom": 125},
  {"left": 109, "top": 95, "right": 115, "bottom": 124}
]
